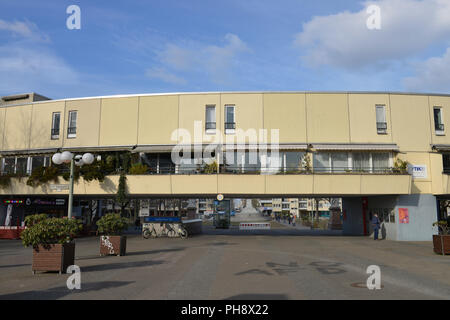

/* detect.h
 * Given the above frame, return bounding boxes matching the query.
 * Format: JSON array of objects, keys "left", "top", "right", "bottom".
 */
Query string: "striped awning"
[
  {"left": 133, "top": 143, "right": 308, "bottom": 153},
  {"left": 431, "top": 144, "right": 450, "bottom": 152},
  {"left": 311, "top": 143, "right": 399, "bottom": 151},
  {"left": 0, "top": 148, "right": 59, "bottom": 156}
]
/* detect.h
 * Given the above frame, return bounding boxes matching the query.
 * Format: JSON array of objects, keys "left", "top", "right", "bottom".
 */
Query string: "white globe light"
[
  {"left": 61, "top": 151, "right": 73, "bottom": 163},
  {"left": 52, "top": 153, "right": 63, "bottom": 165},
  {"left": 82, "top": 153, "right": 95, "bottom": 165},
  {"left": 75, "top": 159, "right": 84, "bottom": 167}
]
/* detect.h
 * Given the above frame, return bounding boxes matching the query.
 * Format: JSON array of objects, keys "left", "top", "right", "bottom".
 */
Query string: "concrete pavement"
[{"left": 0, "top": 223, "right": 449, "bottom": 300}]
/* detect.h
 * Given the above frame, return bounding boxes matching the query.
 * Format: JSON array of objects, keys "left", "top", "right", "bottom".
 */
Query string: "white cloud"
[
  {"left": 145, "top": 67, "right": 187, "bottom": 85},
  {"left": 151, "top": 33, "right": 250, "bottom": 85},
  {"left": 403, "top": 48, "right": 450, "bottom": 92},
  {"left": 294, "top": 0, "right": 450, "bottom": 69},
  {"left": 0, "top": 45, "right": 79, "bottom": 94},
  {"left": 0, "top": 19, "right": 49, "bottom": 42}
]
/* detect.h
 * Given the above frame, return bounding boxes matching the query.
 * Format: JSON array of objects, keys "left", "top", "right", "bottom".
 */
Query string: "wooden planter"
[
  {"left": 32, "top": 242, "right": 75, "bottom": 274},
  {"left": 433, "top": 235, "right": 450, "bottom": 255},
  {"left": 100, "top": 235, "right": 126, "bottom": 256}
]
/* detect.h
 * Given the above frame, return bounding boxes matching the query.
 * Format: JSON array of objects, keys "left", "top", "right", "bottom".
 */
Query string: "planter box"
[
  {"left": 433, "top": 235, "right": 450, "bottom": 255},
  {"left": 100, "top": 235, "right": 126, "bottom": 256},
  {"left": 32, "top": 242, "right": 75, "bottom": 274}
]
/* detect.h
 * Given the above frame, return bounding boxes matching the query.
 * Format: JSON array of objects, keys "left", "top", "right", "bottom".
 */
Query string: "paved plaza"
[{"left": 0, "top": 222, "right": 449, "bottom": 300}]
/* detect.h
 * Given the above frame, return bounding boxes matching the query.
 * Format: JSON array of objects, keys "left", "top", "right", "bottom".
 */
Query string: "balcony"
[
  {"left": 435, "top": 123, "right": 445, "bottom": 135},
  {"left": 67, "top": 126, "right": 77, "bottom": 138},
  {"left": 0, "top": 172, "right": 412, "bottom": 197},
  {"left": 377, "top": 122, "right": 388, "bottom": 134},
  {"left": 51, "top": 128, "right": 60, "bottom": 139},
  {"left": 224, "top": 122, "right": 236, "bottom": 130},
  {"left": 205, "top": 122, "right": 216, "bottom": 130}
]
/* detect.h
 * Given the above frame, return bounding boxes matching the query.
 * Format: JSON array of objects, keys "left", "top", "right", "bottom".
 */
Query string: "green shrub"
[
  {"left": 129, "top": 163, "right": 149, "bottom": 175},
  {"left": 0, "top": 174, "right": 12, "bottom": 189},
  {"left": 96, "top": 213, "right": 129, "bottom": 235},
  {"left": 203, "top": 161, "right": 218, "bottom": 174},
  {"left": 26, "top": 166, "right": 60, "bottom": 187},
  {"left": 24, "top": 214, "right": 48, "bottom": 227},
  {"left": 21, "top": 217, "right": 82, "bottom": 248}
]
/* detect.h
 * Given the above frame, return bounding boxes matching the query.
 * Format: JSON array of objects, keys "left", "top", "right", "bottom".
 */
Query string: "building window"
[
  {"left": 313, "top": 152, "right": 391, "bottom": 173},
  {"left": 205, "top": 105, "right": 216, "bottom": 133},
  {"left": 225, "top": 105, "right": 235, "bottom": 133},
  {"left": 443, "top": 154, "right": 450, "bottom": 174},
  {"left": 51, "top": 112, "right": 61, "bottom": 140},
  {"left": 376, "top": 105, "right": 387, "bottom": 134},
  {"left": 434, "top": 107, "right": 445, "bottom": 135},
  {"left": 67, "top": 110, "right": 77, "bottom": 138}
]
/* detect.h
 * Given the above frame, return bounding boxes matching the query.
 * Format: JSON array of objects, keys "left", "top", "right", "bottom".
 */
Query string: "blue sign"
[{"left": 144, "top": 216, "right": 181, "bottom": 223}]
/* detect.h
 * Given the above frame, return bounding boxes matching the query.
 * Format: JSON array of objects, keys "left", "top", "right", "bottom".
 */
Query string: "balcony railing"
[
  {"left": 51, "top": 128, "right": 60, "bottom": 139},
  {"left": 67, "top": 127, "right": 77, "bottom": 136},
  {"left": 225, "top": 122, "right": 236, "bottom": 130},
  {"left": 377, "top": 122, "right": 387, "bottom": 133},
  {"left": 205, "top": 122, "right": 216, "bottom": 130},
  {"left": 435, "top": 123, "right": 445, "bottom": 132}
]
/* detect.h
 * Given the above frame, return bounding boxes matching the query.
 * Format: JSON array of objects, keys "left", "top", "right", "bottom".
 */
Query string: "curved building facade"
[{"left": 0, "top": 91, "right": 449, "bottom": 240}]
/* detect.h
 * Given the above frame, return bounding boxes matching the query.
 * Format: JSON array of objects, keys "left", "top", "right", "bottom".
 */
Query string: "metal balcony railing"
[
  {"left": 205, "top": 122, "right": 216, "bottom": 130},
  {"left": 377, "top": 122, "right": 387, "bottom": 133},
  {"left": 67, "top": 127, "right": 77, "bottom": 135},
  {"left": 225, "top": 122, "right": 236, "bottom": 130},
  {"left": 435, "top": 123, "right": 445, "bottom": 132},
  {"left": 51, "top": 128, "right": 60, "bottom": 138}
]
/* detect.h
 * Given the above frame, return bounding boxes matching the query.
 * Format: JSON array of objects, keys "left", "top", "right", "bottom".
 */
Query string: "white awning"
[{"left": 311, "top": 143, "right": 399, "bottom": 151}]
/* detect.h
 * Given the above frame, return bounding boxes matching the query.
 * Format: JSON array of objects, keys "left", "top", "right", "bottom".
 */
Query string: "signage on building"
[
  {"left": 139, "top": 200, "right": 150, "bottom": 217},
  {"left": 399, "top": 208, "right": 409, "bottom": 224},
  {"left": 411, "top": 165, "right": 427, "bottom": 179},
  {"left": 50, "top": 184, "right": 70, "bottom": 191},
  {"left": 217, "top": 194, "right": 224, "bottom": 201}
]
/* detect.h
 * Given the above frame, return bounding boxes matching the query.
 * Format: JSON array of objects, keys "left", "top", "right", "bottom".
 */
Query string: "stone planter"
[
  {"left": 32, "top": 242, "right": 75, "bottom": 275},
  {"left": 433, "top": 235, "right": 450, "bottom": 255},
  {"left": 100, "top": 235, "right": 127, "bottom": 256}
]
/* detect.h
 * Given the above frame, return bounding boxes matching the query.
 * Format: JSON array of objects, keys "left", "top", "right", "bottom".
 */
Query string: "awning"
[
  {"left": 133, "top": 143, "right": 308, "bottom": 153},
  {"left": 0, "top": 148, "right": 59, "bottom": 156},
  {"left": 431, "top": 144, "right": 450, "bottom": 152},
  {"left": 311, "top": 143, "right": 399, "bottom": 151},
  {"left": 61, "top": 145, "right": 135, "bottom": 153}
]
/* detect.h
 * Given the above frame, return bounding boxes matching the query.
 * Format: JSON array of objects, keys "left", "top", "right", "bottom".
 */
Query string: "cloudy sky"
[{"left": 1, "top": 0, "right": 449, "bottom": 99}]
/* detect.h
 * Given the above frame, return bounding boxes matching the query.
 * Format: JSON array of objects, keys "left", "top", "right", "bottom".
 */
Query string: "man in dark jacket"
[{"left": 372, "top": 214, "right": 381, "bottom": 240}]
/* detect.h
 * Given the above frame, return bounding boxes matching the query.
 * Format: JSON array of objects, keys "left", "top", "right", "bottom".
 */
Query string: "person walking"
[
  {"left": 292, "top": 215, "right": 296, "bottom": 227},
  {"left": 134, "top": 217, "right": 141, "bottom": 231},
  {"left": 371, "top": 213, "right": 381, "bottom": 240}
]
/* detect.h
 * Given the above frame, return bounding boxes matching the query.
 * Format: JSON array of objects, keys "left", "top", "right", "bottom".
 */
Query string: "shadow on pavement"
[
  {"left": 81, "top": 259, "right": 165, "bottom": 272},
  {"left": 0, "top": 281, "right": 135, "bottom": 300},
  {"left": 0, "top": 263, "right": 31, "bottom": 269},
  {"left": 125, "top": 247, "right": 185, "bottom": 256}
]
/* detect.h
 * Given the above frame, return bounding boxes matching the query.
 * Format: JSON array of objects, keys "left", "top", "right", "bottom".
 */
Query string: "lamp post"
[{"left": 52, "top": 151, "right": 96, "bottom": 219}]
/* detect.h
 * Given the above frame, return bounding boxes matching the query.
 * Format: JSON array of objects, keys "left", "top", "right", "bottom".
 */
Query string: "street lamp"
[{"left": 52, "top": 151, "right": 97, "bottom": 219}]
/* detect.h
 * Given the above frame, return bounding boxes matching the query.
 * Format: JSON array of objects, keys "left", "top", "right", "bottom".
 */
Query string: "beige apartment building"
[{"left": 0, "top": 91, "right": 449, "bottom": 240}]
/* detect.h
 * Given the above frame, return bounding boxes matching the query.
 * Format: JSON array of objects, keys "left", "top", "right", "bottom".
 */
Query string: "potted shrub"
[
  {"left": 96, "top": 213, "right": 129, "bottom": 256},
  {"left": 432, "top": 221, "right": 450, "bottom": 255},
  {"left": 21, "top": 214, "right": 82, "bottom": 274}
]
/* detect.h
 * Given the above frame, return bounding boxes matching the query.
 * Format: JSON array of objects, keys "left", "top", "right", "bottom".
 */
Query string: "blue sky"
[{"left": 1, "top": 0, "right": 450, "bottom": 99}]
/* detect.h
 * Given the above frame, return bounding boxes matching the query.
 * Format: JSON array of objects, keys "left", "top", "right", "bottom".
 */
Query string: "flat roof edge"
[{"left": 1, "top": 90, "right": 450, "bottom": 108}]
